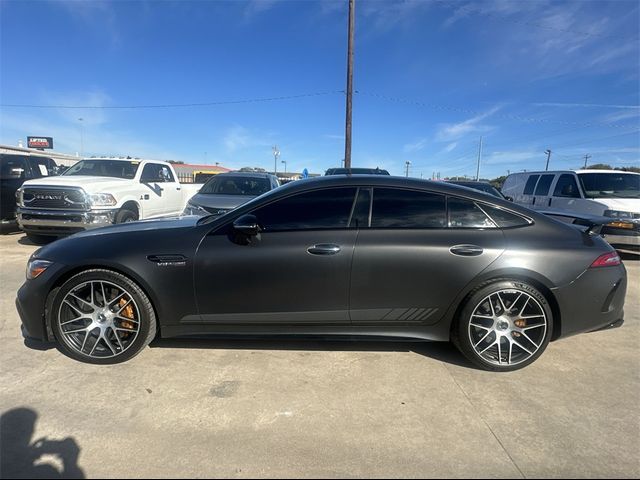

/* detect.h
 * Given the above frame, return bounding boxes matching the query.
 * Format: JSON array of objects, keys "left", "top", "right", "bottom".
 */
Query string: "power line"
[{"left": 0, "top": 90, "right": 345, "bottom": 110}]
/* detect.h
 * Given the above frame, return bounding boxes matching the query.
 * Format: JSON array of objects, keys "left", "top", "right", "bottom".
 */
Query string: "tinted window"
[
  {"left": 553, "top": 174, "right": 581, "bottom": 198},
  {"left": 65, "top": 160, "right": 140, "bottom": 179},
  {"left": 480, "top": 204, "right": 531, "bottom": 228},
  {"left": 141, "top": 163, "right": 174, "bottom": 183},
  {"left": 0, "top": 155, "right": 29, "bottom": 179},
  {"left": 448, "top": 197, "right": 496, "bottom": 228},
  {"left": 350, "top": 188, "right": 371, "bottom": 227},
  {"left": 534, "top": 175, "right": 554, "bottom": 196},
  {"left": 523, "top": 175, "right": 539, "bottom": 195},
  {"left": 371, "top": 188, "right": 446, "bottom": 228},
  {"left": 449, "top": 182, "right": 504, "bottom": 198},
  {"left": 252, "top": 187, "right": 356, "bottom": 231},
  {"left": 200, "top": 175, "right": 271, "bottom": 196}
]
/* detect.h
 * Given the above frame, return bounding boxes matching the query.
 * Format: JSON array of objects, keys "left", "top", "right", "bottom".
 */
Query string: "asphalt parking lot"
[{"left": 0, "top": 231, "right": 638, "bottom": 479}]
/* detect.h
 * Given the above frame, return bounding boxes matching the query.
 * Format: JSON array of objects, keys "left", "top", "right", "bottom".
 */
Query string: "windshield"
[
  {"left": 578, "top": 172, "right": 640, "bottom": 199},
  {"left": 451, "top": 182, "right": 504, "bottom": 198},
  {"left": 199, "top": 175, "right": 271, "bottom": 196},
  {"left": 0, "top": 155, "right": 28, "bottom": 179},
  {"left": 63, "top": 160, "right": 140, "bottom": 179}
]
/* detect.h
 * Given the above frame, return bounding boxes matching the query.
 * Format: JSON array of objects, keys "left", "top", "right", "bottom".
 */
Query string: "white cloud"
[
  {"left": 222, "top": 125, "right": 274, "bottom": 153},
  {"left": 436, "top": 106, "right": 500, "bottom": 141},
  {"left": 403, "top": 137, "right": 428, "bottom": 153},
  {"left": 244, "top": 0, "right": 278, "bottom": 19},
  {"left": 442, "top": 142, "right": 457, "bottom": 153},
  {"left": 483, "top": 150, "right": 541, "bottom": 165}
]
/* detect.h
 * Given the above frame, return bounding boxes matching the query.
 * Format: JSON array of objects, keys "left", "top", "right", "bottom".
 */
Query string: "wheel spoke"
[
  {"left": 111, "top": 327, "right": 124, "bottom": 351},
  {"left": 108, "top": 292, "right": 127, "bottom": 307},
  {"left": 102, "top": 332, "right": 117, "bottom": 355},
  {"left": 479, "top": 339, "right": 498, "bottom": 355},
  {"left": 115, "top": 315, "right": 139, "bottom": 324},
  {"left": 69, "top": 292, "right": 96, "bottom": 311},
  {"left": 63, "top": 299, "right": 84, "bottom": 316},
  {"left": 472, "top": 314, "right": 494, "bottom": 319},
  {"left": 488, "top": 295, "right": 496, "bottom": 316},
  {"left": 116, "top": 299, "right": 133, "bottom": 315},
  {"left": 496, "top": 293, "right": 508, "bottom": 314},
  {"left": 521, "top": 331, "right": 541, "bottom": 349},
  {"left": 100, "top": 282, "right": 107, "bottom": 307},
  {"left": 60, "top": 316, "right": 90, "bottom": 326},
  {"left": 89, "top": 335, "right": 101, "bottom": 356},
  {"left": 520, "top": 314, "right": 545, "bottom": 319},
  {"left": 523, "top": 323, "right": 546, "bottom": 331},
  {"left": 63, "top": 326, "right": 89, "bottom": 335},
  {"left": 474, "top": 330, "right": 493, "bottom": 348},
  {"left": 511, "top": 338, "right": 534, "bottom": 356},
  {"left": 508, "top": 339, "right": 513, "bottom": 364},
  {"left": 497, "top": 338, "right": 503, "bottom": 364}
]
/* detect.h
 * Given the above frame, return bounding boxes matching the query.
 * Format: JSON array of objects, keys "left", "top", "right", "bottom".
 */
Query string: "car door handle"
[
  {"left": 307, "top": 244, "right": 341, "bottom": 255},
  {"left": 450, "top": 244, "right": 484, "bottom": 256}
]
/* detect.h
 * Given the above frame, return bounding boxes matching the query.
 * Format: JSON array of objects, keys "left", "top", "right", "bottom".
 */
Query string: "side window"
[
  {"left": 480, "top": 204, "right": 531, "bottom": 228},
  {"left": 161, "top": 165, "right": 175, "bottom": 182},
  {"left": 523, "top": 175, "right": 539, "bottom": 195},
  {"left": 371, "top": 188, "right": 446, "bottom": 228},
  {"left": 349, "top": 188, "right": 371, "bottom": 228},
  {"left": 553, "top": 174, "right": 581, "bottom": 198},
  {"left": 448, "top": 197, "right": 496, "bottom": 228},
  {"left": 141, "top": 164, "right": 165, "bottom": 183},
  {"left": 252, "top": 187, "right": 357, "bottom": 231},
  {"left": 534, "top": 175, "right": 555, "bottom": 196}
]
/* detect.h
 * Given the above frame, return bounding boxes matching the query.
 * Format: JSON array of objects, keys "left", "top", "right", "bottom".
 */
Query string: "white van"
[{"left": 502, "top": 169, "right": 640, "bottom": 249}]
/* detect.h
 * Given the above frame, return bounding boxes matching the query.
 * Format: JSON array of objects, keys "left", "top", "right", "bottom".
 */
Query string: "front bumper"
[
  {"left": 16, "top": 207, "right": 118, "bottom": 236},
  {"left": 552, "top": 264, "right": 627, "bottom": 339}
]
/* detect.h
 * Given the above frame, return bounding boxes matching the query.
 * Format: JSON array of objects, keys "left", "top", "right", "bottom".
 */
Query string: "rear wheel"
[
  {"left": 50, "top": 269, "right": 156, "bottom": 364},
  {"left": 453, "top": 280, "right": 553, "bottom": 371}
]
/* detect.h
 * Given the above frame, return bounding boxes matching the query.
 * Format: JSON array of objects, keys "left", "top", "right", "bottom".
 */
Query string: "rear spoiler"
[{"left": 537, "top": 210, "right": 615, "bottom": 235}]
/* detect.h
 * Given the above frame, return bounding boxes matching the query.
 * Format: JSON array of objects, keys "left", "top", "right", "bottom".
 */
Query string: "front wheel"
[
  {"left": 453, "top": 280, "right": 553, "bottom": 372},
  {"left": 50, "top": 269, "right": 156, "bottom": 364}
]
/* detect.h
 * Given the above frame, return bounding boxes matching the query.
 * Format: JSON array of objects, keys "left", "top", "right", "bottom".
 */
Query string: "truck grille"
[{"left": 22, "top": 187, "right": 88, "bottom": 210}]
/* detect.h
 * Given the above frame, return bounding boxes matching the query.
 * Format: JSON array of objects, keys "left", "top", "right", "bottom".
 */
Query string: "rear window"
[
  {"left": 371, "top": 188, "right": 446, "bottom": 228},
  {"left": 200, "top": 175, "right": 271, "bottom": 196},
  {"left": 523, "top": 175, "right": 539, "bottom": 195},
  {"left": 480, "top": 204, "right": 531, "bottom": 228},
  {"left": 448, "top": 197, "right": 496, "bottom": 228}
]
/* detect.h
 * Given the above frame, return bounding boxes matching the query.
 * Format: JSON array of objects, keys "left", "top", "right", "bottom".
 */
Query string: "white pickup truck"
[{"left": 16, "top": 158, "right": 201, "bottom": 243}]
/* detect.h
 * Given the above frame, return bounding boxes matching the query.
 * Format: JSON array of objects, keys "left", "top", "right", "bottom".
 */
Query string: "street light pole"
[
  {"left": 343, "top": 0, "right": 355, "bottom": 169},
  {"left": 281, "top": 159, "right": 287, "bottom": 174},
  {"left": 476, "top": 136, "right": 483, "bottom": 181},
  {"left": 545, "top": 149, "right": 552, "bottom": 171},
  {"left": 405, "top": 160, "right": 411, "bottom": 177},
  {"left": 272, "top": 145, "right": 280, "bottom": 175}
]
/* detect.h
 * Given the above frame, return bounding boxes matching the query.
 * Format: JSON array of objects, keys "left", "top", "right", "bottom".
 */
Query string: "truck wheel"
[
  {"left": 25, "top": 233, "right": 57, "bottom": 245},
  {"left": 115, "top": 208, "right": 138, "bottom": 224}
]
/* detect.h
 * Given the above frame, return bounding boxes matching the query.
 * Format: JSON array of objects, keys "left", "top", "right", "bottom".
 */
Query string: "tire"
[
  {"left": 25, "top": 233, "right": 57, "bottom": 245},
  {"left": 114, "top": 208, "right": 138, "bottom": 224},
  {"left": 50, "top": 269, "right": 156, "bottom": 364},
  {"left": 452, "top": 279, "right": 553, "bottom": 372}
]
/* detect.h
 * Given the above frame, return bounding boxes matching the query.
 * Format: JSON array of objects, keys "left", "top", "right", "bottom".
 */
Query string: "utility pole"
[
  {"left": 343, "top": 0, "right": 355, "bottom": 169},
  {"left": 545, "top": 149, "right": 552, "bottom": 171},
  {"left": 583, "top": 154, "right": 591, "bottom": 169},
  {"left": 281, "top": 159, "right": 287, "bottom": 174},
  {"left": 405, "top": 160, "right": 411, "bottom": 177},
  {"left": 272, "top": 145, "right": 280, "bottom": 175},
  {"left": 475, "top": 136, "right": 483, "bottom": 181}
]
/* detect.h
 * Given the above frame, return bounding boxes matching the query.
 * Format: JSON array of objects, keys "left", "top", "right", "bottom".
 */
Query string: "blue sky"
[{"left": 1, "top": 0, "right": 639, "bottom": 178}]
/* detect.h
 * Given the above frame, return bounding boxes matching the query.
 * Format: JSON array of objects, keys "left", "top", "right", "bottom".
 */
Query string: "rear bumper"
[
  {"left": 17, "top": 207, "right": 118, "bottom": 236},
  {"left": 552, "top": 264, "right": 627, "bottom": 339}
]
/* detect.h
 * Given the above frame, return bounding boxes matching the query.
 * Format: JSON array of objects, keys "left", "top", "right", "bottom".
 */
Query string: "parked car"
[
  {"left": 183, "top": 171, "right": 279, "bottom": 216},
  {"left": 17, "top": 176, "right": 626, "bottom": 371},
  {"left": 1, "top": 154, "right": 59, "bottom": 228},
  {"left": 502, "top": 169, "right": 639, "bottom": 250},
  {"left": 446, "top": 180, "right": 506, "bottom": 199},
  {"left": 325, "top": 167, "right": 390, "bottom": 175},
  {"left": 15, "top": 158, "right": 202, "bottom": 244}
]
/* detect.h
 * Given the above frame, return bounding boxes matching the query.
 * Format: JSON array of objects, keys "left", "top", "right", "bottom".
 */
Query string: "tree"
[
  {"left": 489, "top": 176, "right": 507, "bottom": 189},
  {"left": 586, "top": 163, "right": 613, "bottom": 170}
]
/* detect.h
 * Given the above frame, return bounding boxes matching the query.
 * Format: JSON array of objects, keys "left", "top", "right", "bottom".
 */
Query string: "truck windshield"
[
  {"left": 199, "top": 176, "right": 271, "bottom": 196},
  {"left": 63, "top": 160, "right": 140, "bottom": 179},
  {"left": 577, "top": 172, "right": 640, "bottom": 199},
  {"left": 0, "top": 155, "right": 28, "bottom": 179}
]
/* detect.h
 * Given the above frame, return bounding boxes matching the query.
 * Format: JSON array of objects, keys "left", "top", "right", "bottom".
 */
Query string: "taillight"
[{"left": 591, "top": 251, "right": 621, "bottom": 268}]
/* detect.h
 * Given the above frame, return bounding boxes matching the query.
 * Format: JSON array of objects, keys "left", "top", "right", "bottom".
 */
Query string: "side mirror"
[{"left": 233, "top": 214, "right": 261, "bottom": 236}]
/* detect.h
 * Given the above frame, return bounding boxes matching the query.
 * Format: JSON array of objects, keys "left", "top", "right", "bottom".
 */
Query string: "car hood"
[
  {"left": 21, "top": 175, "right": 131, "bottom": 192},
  {"left": 593, "top": 198, "right": 640, "bottom": 213},
  {"left": 189, "top": 193, "right": 255, "bottom": 210},
  {"left": 74, "top": 215, "right": 200, "bottom": 239}
]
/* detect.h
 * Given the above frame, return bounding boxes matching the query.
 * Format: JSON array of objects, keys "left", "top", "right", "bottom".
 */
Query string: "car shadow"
[
  {"left": 149, "top": 336, "right": 475, "bottom": 369},
  {"left": 0, "top": 407, "right": 85, "bottom": 479},
  {"left": 619, "top": 251, "right": 640, "bottom": 262}
]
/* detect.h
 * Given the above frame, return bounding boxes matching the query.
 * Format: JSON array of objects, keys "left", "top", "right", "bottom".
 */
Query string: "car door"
[
  {"left": 140, "top": 163, "right": 182, "bottom": 217},
  {"left": 532, "top": 174, "right": 556, "bottom": 210},
  {"left": 549, "top": 173, "right": 584, "bottom": 213},
  {"left": 193, "top": 187, "right": 359, "bottom": 324},
  {"left": 349, "top": 188, "right": 506, "bottom": 325}
]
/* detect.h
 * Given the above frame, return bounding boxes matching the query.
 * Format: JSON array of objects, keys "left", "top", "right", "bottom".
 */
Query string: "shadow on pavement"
[
  {"left": 0, "top": 407, "right": 85, "bottom": 479},
  {"left": 150, "top": 336, "right": 475, "bottom": 369}
]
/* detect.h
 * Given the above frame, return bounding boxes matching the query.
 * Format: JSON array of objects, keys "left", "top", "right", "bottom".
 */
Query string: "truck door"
[
  {"left": 139, "top": 163, "right": 182, "bottom": 217},
  {"left": 532, "top": 174, "right": 555, "bottom": 210}
]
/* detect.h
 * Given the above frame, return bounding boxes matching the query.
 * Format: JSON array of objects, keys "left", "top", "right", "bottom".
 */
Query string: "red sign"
[{"left": 27, "top": 136, "right": 53, "bottom": 149}]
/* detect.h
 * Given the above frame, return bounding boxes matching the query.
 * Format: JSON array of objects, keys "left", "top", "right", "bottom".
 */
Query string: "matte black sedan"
[{"left": 16, "top": 176, "right": 627, "bottom": 371}]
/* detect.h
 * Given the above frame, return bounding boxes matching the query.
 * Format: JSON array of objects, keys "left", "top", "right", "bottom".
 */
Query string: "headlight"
[
  {"left": 604, "top": 209, "right": 636, "bottom": 220},
  {"left": 182, "top": 202, "right": 209, "bottom": 216},
  {"left": 26, "top": 259, "right": 53, "bottom": 280},
  {"left": 15, "top": 188, "right": 23, "bottom": 206},
  {"left": 89, "top": 193, "right": 117, "bottom": 206}
]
